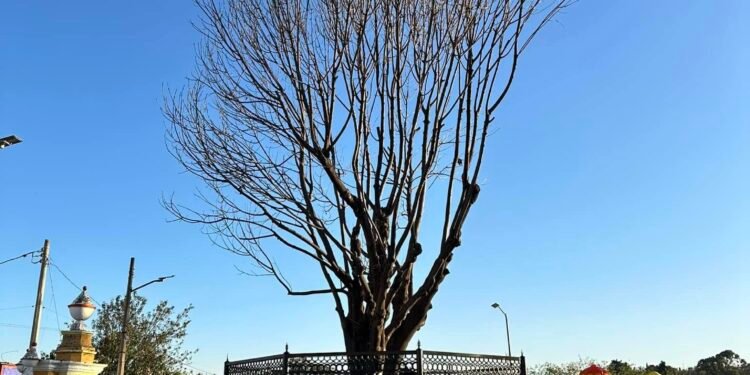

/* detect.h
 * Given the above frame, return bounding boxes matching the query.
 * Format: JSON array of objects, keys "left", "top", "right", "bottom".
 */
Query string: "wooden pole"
[
  {"left": 117, "top": 257, "right": 135, "bottom": 375},
  {"left": 29, "top": 240, "right": 50, "bottom": 350}
]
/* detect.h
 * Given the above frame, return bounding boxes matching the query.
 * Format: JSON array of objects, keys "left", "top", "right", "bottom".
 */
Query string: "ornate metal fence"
[{"left": 225, "top": 348, "right": 526, "bottom": 375}]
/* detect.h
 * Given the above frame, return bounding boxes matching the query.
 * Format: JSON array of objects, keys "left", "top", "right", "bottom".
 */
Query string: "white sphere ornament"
[{"left": 68, "top": 286, "right": 96, "bottom": 330}]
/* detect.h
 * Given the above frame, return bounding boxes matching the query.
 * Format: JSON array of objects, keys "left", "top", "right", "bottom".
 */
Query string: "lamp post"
[
  {"left": 491, "top": 302, "right": 511, "bottom": 357},
  {"left": 0, "top": 135, "right": 22, "bottom": 149},
  {"left": 116, "top": 257, "right": 174, "bottom": 375}
]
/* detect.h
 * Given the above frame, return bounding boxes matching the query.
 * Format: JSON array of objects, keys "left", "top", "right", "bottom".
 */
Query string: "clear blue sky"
[{"left": 1, "top": 1, "right": 748, "bottom": 373}]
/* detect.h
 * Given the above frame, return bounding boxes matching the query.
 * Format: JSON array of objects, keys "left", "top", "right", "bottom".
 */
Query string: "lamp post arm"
[{"left": 132, "top": 275, "right": 175, "bottom": 292}]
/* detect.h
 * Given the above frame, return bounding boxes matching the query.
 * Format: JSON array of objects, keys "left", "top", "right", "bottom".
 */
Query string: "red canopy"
[{"left": 580, "top": 365, "right": 609, "bottom": 375}]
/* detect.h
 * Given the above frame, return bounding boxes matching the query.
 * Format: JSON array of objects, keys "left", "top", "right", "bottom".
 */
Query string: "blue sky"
[{"left": 1, "top": 1, "right": 748, "bottom": 373}]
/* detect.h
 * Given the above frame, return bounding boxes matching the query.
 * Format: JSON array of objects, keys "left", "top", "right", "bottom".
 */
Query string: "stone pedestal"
[
  {"left": 31, "top": 330, "right": 105, "bottom": 375},
  {"left": 54, "top": 330, "right": 97, "bottom": 364}
]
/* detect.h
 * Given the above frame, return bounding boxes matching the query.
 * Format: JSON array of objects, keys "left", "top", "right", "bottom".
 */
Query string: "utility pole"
[
  {"left": 116, "top": 257, "right": 173, "bottom": 375},
  {"left": 29, "top": 240, "right": 50, "bottom": 350},
  {"left": 117, "top": 257, "right": 135, "bottom": 375}
]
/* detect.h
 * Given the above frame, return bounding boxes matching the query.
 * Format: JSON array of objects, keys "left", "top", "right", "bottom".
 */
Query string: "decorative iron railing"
[{"left": 225, "top": 347, "right": 526, "bottom": 375}]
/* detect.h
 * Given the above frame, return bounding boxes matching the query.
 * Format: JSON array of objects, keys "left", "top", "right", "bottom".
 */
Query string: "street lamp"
[
  {"left": 0, "top": 135, "right": 22, "bottom": 149},
  {"left": 117, "top": 257, "right": 174, "bottom": 375},
  {"left": 491, "top": 302, "right": 512, "bottom": 357}
]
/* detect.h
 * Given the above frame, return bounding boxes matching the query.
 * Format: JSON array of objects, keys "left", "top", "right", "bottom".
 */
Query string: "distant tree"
[
  {"left": 645, "top": 361, "right": 681, "bottom": 375},
  {"left": 531, "top": 359, "right": 605, "bottom": 375},
  {"left": 165, "top": 0, "right": 570, "bottom": 353},
  {"left": 91, "top": 295, "right": 196, "bottom": 375},
  {"left": 39, "top": 351, "right": 56, "bottom": 360},
  {"left": 535, "top": 353, "right": 750, "bottom": 375},
  {"left": 695, "top": 351, "right": 749, "bottom": 375},
  {"left": 608, "top": 360, "right": 639, "bottom": 375}
]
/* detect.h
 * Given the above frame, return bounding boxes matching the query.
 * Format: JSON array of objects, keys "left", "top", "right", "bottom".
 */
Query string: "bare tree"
[{"left": 165, "top": 0, "right": 568, "bottom": 352}]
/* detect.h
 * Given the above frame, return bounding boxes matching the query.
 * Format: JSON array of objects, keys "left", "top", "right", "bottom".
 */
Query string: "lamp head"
[
  {"left": 0, "top": 135, "right": 22, "bottom": 149},
  {"left": 491, "top": 303, "right": 500, "bottom": 308},
  {"left": 68, "top": 286, "right": 96, "bottom": 330},
  {"left": 158, "top": 275, "right": 175, "bottom": 282}
]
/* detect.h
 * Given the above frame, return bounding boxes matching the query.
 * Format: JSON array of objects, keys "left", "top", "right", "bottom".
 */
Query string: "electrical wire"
[
  {"left": 48, "top": 258, "right": 100, "bottom": 305},
  {"left": 0, "top": 323, "right": 59, "bottom": 332},
  {"left": 0, "top": 305, "right": 35, "bottom": 311},
  {"left": 0, "top": 250, "right": 40, "bottom": 266},
  {"left": 41, "top": 306, "right": 64, "bottom": 327},
  {"left": 47, "top": 265, "right": 63, "bottom": 333},
  {"left": 48, "top": 260, "right": 80, "bottom": 289}
]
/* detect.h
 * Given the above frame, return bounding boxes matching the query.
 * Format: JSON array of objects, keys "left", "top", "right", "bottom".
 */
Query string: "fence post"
[
  {"left": 283, "top": 344, "right": 290, "bottom": 375},
  {"left": 416, "top": 341, "right": 424, "bottom": 375},
  {"left": 520, "top": 354, "right": 527, "bottom": 375}
]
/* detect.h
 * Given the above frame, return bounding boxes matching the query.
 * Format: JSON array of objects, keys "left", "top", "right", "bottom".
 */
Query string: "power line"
[
  {"left": 0, "top": 305, "right": 35, "bottom": 311},
  {"left": 48, "top": 266, "right": 63, "bottom": 333},
  {"left": 41, "top": 306, "right": 63, "bottom": 322},
  {"left": 49, "top": 260, "right": 79, "bottom": 289},
  {"left": 48, "top": 258, "right": 100, "bottom": 305},
  {"left": 0, "top": 323, "right": 59, "bottom": 332},
  {"left": 0, "top": 249, "right": 40, "bottom": 266}
]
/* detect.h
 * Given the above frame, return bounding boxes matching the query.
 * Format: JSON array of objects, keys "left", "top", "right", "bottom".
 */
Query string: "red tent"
[{"left": 580, "top": 364, "right": 610, "bottom": 375}]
